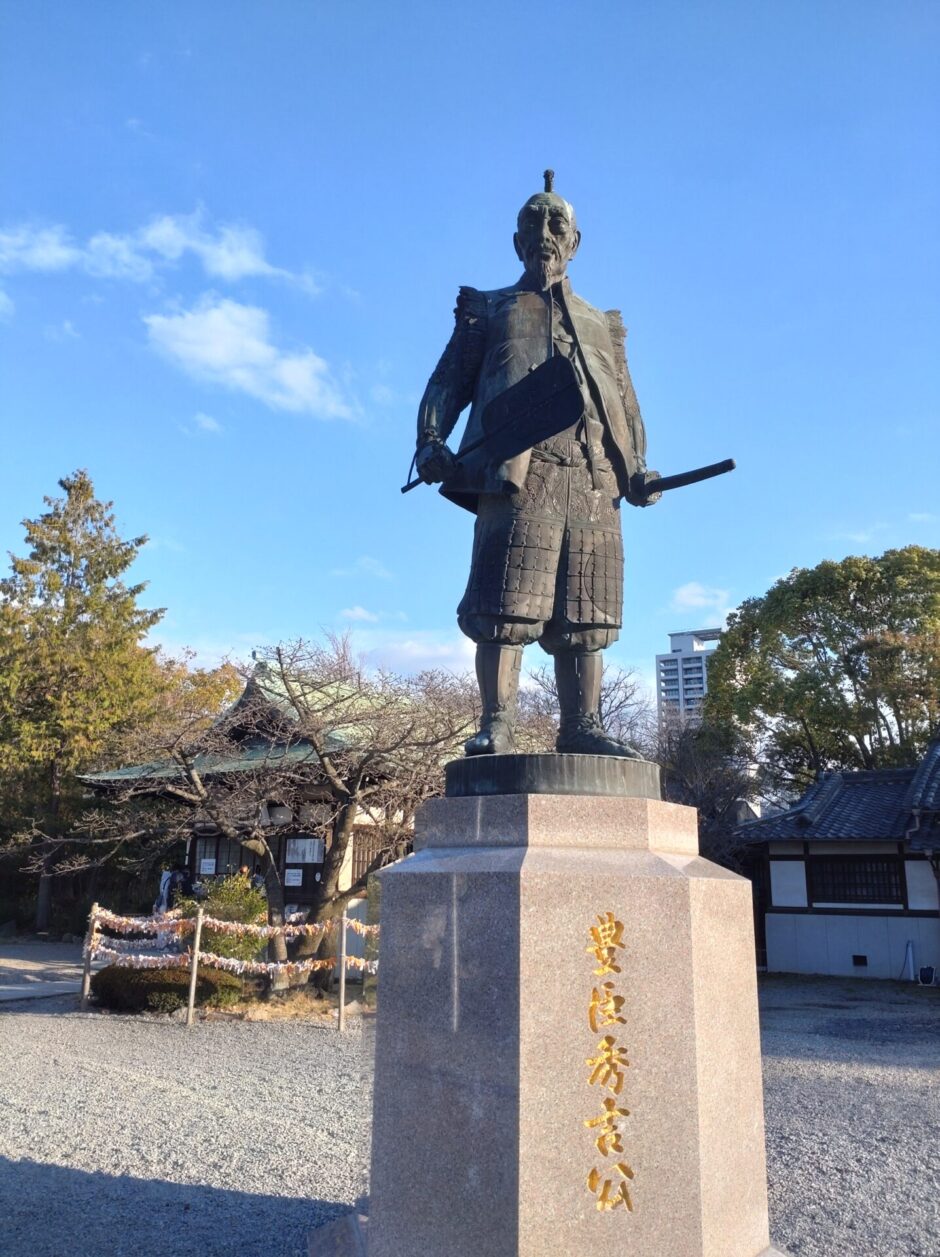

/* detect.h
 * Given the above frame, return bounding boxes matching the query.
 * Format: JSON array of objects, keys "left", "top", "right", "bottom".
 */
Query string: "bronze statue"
[{"left": 409, "top": 172, "right": 727, "bottom": 758}]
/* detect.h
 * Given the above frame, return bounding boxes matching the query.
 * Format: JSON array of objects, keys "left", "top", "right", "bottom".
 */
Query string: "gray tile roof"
[{"left": 738, "top": 739, "right": 940, "bottom": 851}]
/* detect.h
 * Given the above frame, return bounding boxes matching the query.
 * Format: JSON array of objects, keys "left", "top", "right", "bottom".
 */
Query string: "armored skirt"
[{"left": 457, "top": 442, "right": 623, "bottom": 654}]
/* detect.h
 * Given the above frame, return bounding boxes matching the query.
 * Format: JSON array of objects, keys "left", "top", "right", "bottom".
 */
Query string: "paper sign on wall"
[
  {"left": 199, "top": 859, "right": 217, "bottom": 875},
  {"left": 284, "top": 868, "right": 303, "bottom": 887}
]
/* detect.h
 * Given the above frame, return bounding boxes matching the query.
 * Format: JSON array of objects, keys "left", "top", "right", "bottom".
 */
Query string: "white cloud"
[
  {"left": 350, "top": 628, "right": 476, "bottom": 674},
  {"left": 193, "top": 411, "right": 222, "bottom": 433},
  {"left": 139, "top": 211, "right": 288, "bottom": 282},
  {"left": 144, "top": 296, "right": 353, "bottom": 419},
  {"left": 84, "top": 231, "right": 154, "bottom": 280},
  {"left": 909, "top": 512, "right": 937, "bottom": 525},
  {"left": 0, "top": 289, "right": 13, "bottom": 321},
  {"left": 341, "top": 605, "right": 381, "bottom": 622},
  {"left": 331, "top": 555, "right": 394, "bottom": 581},
  {"left": 670, "top": 581, "right": 733, "bottom": 623},
  {"left": 147, "top": 630, "right": 265, "bottom": 670},
  {"left": 0, "top": 209, "right": 312, "bottom": 289},
  {"left": 0, "top": 225, "right": 80, "bottom": 272}
]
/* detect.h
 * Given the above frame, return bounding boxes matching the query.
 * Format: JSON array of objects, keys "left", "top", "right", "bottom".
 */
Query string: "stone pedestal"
[{"left": 312, "top": 764, "right": 786, "bottom": 1256}]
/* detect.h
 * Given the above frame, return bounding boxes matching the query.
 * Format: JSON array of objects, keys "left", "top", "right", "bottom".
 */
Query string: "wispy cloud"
[
  {"left": 348, "top": 628, "right": 475, "bottom": 674},
  {"left": 144, "top": 296, "right": 353, "bottom": 419},
  {"left": 909, "top": 512, "right": 937, "bottom": 525},
  {"left": 0, "top": 209, "right": 316, "bottom": 291},
  {"left": 0, "top": 288, "right": 14, "bottom": 322},
  {"left": 0, "top": 225, "right": 80, "bottom": 273},
  {"left": 370, "top": 383, "right": 395, "bottom": 406},
  {"left": 830, "top": 522, "right": 887, "bottom": 545},
  {"left": 193, "top": 411, "right": 222, "bottom": 434},
  {"left": 669, "top": 580, "right": 733, "bottom": 623},
  {"left": 178, "top": 411, "right": 224, "bottom": 438},
  {"left": 340, "top": 605, "right": 407, "bottom": 624},
  {"left": 139, "top": 211, "right": 293, "bottom": 284},
  {"left": 43, "top": 319, "right": 81, "bottom": 342},
  {"left": 341, "top": 605, "right": 381, "bottom": 623},
  {"left": 330, "top": 555, "right": 394, "bottom": 581},
  {"left": 148, "top": 629, "right": 267, "bottom": 670}
]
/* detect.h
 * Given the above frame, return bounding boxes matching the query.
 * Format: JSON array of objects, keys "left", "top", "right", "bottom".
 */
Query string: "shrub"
[
  {"left": 90, "top": 964, "right": 243, "bottom": 1013},
  {"left": 176, "top": 874, "right": 268, "bottom": 963}
]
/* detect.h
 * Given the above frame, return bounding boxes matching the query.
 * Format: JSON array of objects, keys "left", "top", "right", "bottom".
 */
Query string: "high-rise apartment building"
[{"left": 656, "top": 628, "right": 721, "bottom": 723}]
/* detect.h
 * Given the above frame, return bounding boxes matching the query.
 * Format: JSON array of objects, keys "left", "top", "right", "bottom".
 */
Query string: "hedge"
[{"left": 90, "top": 964, "right": 244, "bottom": 1014}]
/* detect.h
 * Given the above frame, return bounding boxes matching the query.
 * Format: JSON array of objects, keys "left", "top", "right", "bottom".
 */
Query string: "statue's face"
[{"left": 514, "top": 196, "right": 580, "bottom": 290}]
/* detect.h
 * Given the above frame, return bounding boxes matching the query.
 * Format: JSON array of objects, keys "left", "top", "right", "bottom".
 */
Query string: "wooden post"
[
  {"left": 338, "top": 910, "right": 348, "bottom": 1033},
  {"left": 79, "top": 902, "right": 99, "bottom": 1011},
  {"left": 185, "top": 907, "right": 204, "bottom": 1028}
]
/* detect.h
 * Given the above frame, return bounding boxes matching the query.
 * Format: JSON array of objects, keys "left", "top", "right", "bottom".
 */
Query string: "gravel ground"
[
  {"left": 0, "top": 999, "right": 373, "bottom": 1257},
  {"left": 760, "top": 975, "right": 939, "bottom": 1257},
  {"left": 1, "top": 976, "right": 937, "bottom": 1257}
]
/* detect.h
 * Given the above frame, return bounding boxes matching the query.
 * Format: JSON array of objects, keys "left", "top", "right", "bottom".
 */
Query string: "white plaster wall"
[
  {"left": 766, "top": 913, "right": 940, "bottom": 978},
  {"left": 906, "top": 861, "right": 940, "bottom": 911},
  {"left": 770, "top": 860, "right": 808, "bottom": 907}
]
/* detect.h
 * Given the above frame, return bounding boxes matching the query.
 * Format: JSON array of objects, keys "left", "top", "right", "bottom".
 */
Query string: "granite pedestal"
[{"left": 310, "top": 756, "right": 787, "bottom": 1257}]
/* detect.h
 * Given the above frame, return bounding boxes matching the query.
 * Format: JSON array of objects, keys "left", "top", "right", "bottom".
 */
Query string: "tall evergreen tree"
[{"left": 0, "top": 471, "right": 164, "bottom": 928}]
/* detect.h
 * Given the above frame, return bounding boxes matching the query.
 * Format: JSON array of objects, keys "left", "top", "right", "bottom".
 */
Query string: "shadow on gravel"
[
  {"left": 0, "top": 994, "right": 82, "bottom": 1016},
  {"left": 758, "top": 973, "right": 940, "bottom": 1068},
  {"left": 0, "top": 1157, "right": 361, "bottom": 1257}
]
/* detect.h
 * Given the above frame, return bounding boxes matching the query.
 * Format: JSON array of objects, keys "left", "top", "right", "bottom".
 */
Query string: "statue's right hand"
[{"left": 416, "top": 439, "right": 458, "bottom": 484}]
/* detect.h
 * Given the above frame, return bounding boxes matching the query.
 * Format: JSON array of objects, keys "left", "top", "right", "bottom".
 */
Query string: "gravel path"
[
  {"left": 1, "top": 976, "right": 937, "bottom": 1257},
  {"left": 0, "top": 1000, "right": 373, "bottom": 1257},
  {"left": 760, "top": 976, "right": 939, "bottom": 1257}
]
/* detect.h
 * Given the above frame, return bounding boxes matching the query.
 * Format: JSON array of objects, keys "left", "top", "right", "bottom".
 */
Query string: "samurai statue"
[{"left": 413, "top": 171, "right": 661, "bottom": 758}]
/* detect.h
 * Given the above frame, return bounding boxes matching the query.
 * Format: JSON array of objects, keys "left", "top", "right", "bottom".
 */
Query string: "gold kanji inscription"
[
  {"left": 584, "top": 1096, "right": 630, "bottom": 1156},
  {"left": 587, "top": 912, "right": 625, "bottom": 976},
  {"left": 587, "top": 1162, "right": 635, "bottom": 1212},
  {"left": 588, "top": 980, "right": 626, "bottom": 1033},
  {"left": 585, "top": 1034, "right": 630, "bottom": 1094}
]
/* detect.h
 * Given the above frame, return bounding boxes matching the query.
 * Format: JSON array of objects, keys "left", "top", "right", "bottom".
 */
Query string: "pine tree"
[{"left": 0, "top": 471, "right": 164, "bottom": 928}]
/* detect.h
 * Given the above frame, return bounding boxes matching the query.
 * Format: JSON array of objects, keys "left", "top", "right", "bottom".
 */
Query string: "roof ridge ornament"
[{"left": 543, "top": 168, "right": 554, "bottom": 193}]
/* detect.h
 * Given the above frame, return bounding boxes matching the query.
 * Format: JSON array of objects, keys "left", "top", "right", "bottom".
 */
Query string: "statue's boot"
[
  {"left": 555, "top": 650, "right": 642, "bottom": 758},
  {"left": 465, "top": 643, "right": 522, "bottom": 756}
]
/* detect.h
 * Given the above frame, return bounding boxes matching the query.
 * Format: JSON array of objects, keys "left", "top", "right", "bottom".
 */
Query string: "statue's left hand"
[
  {"left": 630, "top": 470, "right": 663, "bottom": 507},
  {"left": 416, "top": 439, "right": 459, "bottom": 485}
]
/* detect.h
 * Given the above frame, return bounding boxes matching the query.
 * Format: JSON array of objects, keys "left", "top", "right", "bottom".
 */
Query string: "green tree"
[
  {"left": 706, "top": 546, "right": 940, "bottom": 795},
  {"left": 0, "top": 470, "right": 164, "bottom": 928}
]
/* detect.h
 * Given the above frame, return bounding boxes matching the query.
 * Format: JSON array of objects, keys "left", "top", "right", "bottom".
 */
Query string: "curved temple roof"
[{"left": 738, "top": 738, "right": 940, "bottom": 852}]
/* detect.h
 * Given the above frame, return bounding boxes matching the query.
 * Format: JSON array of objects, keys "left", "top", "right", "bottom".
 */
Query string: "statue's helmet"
[{"left": 516, "top": 169, "right": 577, "bottom": 230}]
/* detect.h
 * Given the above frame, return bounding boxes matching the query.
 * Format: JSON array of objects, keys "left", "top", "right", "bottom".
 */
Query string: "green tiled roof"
[{"left": 80, "top": 737, "right": 327, "bottom": 786}]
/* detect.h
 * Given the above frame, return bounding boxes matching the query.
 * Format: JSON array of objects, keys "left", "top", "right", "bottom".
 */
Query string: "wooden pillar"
[
  {"left": 185, "top": 907, "right": 205, "bottom": 1028},
  {"left": 79, "top": 902, "right": 99, "bottom": 1011},
  {"left": 338, "top": 910, "right": 348, "bottom": 1033}
]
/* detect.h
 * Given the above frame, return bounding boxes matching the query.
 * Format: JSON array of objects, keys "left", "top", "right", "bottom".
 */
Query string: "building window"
[
  {"left": 195, "top": 836, "right": 217, "bottom": 876},
  {"left": 285, "top": 835, "right": 326, "bottom": 864},
  {"left": 807, "top": 857, "right": 904, "bottom": 905}
]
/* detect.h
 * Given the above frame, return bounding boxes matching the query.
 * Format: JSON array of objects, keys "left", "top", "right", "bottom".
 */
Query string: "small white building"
[
  {"left": 739, "top": 741, "right": 940, "bottom": 979},
  {"left": 655, "top": 628, "right": 721, "bottom": 725}
]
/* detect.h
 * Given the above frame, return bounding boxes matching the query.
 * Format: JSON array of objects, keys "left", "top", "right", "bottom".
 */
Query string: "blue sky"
[{"left": 1, "top": 1, "right": 937, "bottom": 692}]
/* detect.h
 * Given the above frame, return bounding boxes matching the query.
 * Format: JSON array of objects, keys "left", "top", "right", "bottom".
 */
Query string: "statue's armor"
[{"left": 418, "top": 274, "right": 649, "bottom": 651}]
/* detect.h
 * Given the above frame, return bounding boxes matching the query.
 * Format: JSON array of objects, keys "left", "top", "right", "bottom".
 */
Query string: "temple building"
[
  {"left": 738, "top": 739, "right": 940, "bottom": 980},
  {"left": 82, "top": 663, "right": 400, "bottom": 915}
]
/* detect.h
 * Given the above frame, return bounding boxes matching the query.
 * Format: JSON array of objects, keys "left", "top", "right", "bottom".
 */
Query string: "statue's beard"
[{"left": 528, "top": 251, "right": 562, "bottom": 290}]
